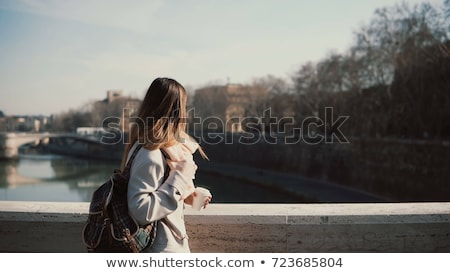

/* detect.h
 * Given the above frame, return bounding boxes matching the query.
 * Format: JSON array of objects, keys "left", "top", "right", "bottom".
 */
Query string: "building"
[
  {"left": 193, "top": 84, "right": 270, "bottom": 132},
  {"left": 193, "top": 84, "right": 246, "bottom": 132},
  {"left": 0, "top": 111, "right": 5, "bottom": 132},
  {"left": 94, "top": 90, "right": 141, "bottom": 133},
  {"left": 0, "top": 115, "right": 50, "bottom": 133}
]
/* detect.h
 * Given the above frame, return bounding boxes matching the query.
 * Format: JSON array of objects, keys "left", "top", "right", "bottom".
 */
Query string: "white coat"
[{"left": 126, "top": 142, "right": 192, "bottom": 253}]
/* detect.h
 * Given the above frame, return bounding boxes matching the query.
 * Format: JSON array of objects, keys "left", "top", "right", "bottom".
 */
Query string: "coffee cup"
[{"left": 192, "top": 187, "right": 211, "bottom": 210}]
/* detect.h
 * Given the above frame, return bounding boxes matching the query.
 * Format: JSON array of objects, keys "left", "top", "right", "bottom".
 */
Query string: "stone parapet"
[{"left": 0, "top": 201, "right": 449, "bottom": 252}]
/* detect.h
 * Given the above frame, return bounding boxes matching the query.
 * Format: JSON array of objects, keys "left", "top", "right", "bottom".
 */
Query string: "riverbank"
[
  {"left": 14, "top": 134, "right": 450, "bottom": 202},
  {"left": 198, "top": 135, "right": 450, "bottom": 202},
  {"left": 198, "top": 161, "right": 388, "bottom": 203}
]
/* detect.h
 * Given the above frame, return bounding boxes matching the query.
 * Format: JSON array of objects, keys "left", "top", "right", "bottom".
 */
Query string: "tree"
[
  {"left": 51, "top": 110, "right": 93, "bottom": 133},
  {"left": 289, "top": 1, "right": 450, "bottom": 139},
  {"left": 352, "top": 2, "right": 448, "bottom": 89}
]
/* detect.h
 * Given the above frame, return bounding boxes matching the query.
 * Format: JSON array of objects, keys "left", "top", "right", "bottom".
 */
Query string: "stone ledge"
[
  {"left": 1, "top": 201, "right": 449, "bottom": 223},
  {"left": 0, "top": 201, "right": 449, "bottom": 252}
]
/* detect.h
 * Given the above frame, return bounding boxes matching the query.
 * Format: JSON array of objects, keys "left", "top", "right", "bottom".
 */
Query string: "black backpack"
[{"left": 82, "top": 144, "right": 160, "bottom": 252}]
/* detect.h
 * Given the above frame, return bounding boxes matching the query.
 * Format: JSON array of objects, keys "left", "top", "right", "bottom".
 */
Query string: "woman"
[{"left": 121, "top": 77, "right": 210, "bottom": 253}]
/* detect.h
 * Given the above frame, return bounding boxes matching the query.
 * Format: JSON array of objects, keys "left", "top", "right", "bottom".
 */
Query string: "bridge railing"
[
  {"left": 0, "top": 132, "right": 55, "bottom": 159},
  {"left": 0, "top": 201, "right": 449, "bottom": 252}
]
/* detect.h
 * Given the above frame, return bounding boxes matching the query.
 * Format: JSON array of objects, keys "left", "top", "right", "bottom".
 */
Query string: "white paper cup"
[{"left": 192, "top": 187, "right": 211, "bottom": 210}]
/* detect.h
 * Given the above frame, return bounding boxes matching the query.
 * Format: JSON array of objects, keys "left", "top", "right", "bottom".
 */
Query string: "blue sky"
[{"left": 0, "top": 0, "right": 443, "bottom": 116}]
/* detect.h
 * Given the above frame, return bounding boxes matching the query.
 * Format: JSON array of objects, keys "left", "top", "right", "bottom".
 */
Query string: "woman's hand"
[
  {"left": 203, "top": 194, "right": 212, "bottom": 209},
  {"left": 184, "top": 191, "right": 212, "bottom": 209},
  {"left": 166, "top": 157, "right": 197, "bottom": 180}
]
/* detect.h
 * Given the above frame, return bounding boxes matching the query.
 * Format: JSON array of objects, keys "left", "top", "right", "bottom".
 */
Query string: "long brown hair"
[{"left": 121, "top": 77, "right": 206, "bottom": 170}]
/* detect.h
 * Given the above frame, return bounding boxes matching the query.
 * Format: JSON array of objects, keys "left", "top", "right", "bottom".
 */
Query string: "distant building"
[
  {"left": 76, "top": 127, "right": 106, "bottom": 136},
  {"left": 105, "top": 90, "right": 124, "bottom": 103},
  {"left": 0, "top": 115, "right": 50, "bottom": 132},
  {"left": 94, "top": 90, "right": 141, "bottom": 133},
  {"left": 193, "top": 84, "right": 247, "bottom": 132},
  {"left": 0, "top": 111, "right": 5, "bottom": 132}
]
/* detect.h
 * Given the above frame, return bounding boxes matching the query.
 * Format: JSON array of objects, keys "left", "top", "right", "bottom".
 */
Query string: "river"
[{"left": 0, "top": 153, "right": 301, "bottom": 203}]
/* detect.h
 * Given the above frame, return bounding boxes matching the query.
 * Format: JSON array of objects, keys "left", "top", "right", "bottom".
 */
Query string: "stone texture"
[{"left": 1, "top": 201, "right": 449, "bottom": 252}]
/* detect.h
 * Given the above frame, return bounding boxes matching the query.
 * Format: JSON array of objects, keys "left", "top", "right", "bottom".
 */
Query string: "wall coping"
[
  {"left": 1, "top": 201, "right": 450, "bottom": 252},
  {"left": 1, "top": 201, "right": 449, "bottom": 224}
]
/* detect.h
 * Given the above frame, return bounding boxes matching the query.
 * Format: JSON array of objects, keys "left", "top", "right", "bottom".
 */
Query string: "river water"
[{"left": 0, "top": 154, "right": 300, "bottom": 203}]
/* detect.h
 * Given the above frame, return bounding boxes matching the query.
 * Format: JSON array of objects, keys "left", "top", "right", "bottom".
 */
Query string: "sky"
[{"left": 0, "top": 0, "right": 444, "bottom": 116}]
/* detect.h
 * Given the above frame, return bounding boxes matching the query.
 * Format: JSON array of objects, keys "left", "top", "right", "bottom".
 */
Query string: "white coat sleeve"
[{"left": 127, "top": 152, "right": 193, "bottom": 224}]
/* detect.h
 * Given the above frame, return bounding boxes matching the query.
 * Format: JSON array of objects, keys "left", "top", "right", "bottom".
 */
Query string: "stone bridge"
[
  {"left": 0, "top": 132, "right": 124, "bottom": 160},
  {"left": 0, "top": 132, "right": 56, "bottom": 159}
]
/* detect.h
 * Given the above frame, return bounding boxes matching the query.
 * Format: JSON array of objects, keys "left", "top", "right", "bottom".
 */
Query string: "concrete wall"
[
  {"left": 0, "top": 201, "right": 449, "bottom": 253},
  {"left": 198, "top": 137, "right": 450, "bottom": 201}
]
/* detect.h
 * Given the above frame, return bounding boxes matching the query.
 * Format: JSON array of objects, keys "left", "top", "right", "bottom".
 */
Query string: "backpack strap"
[
  {"left": 123, "top": 144, "right": 143, "bottom": 174},
  {"left": 160, "top": 149, "right": 170, "bottom": 180}
]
